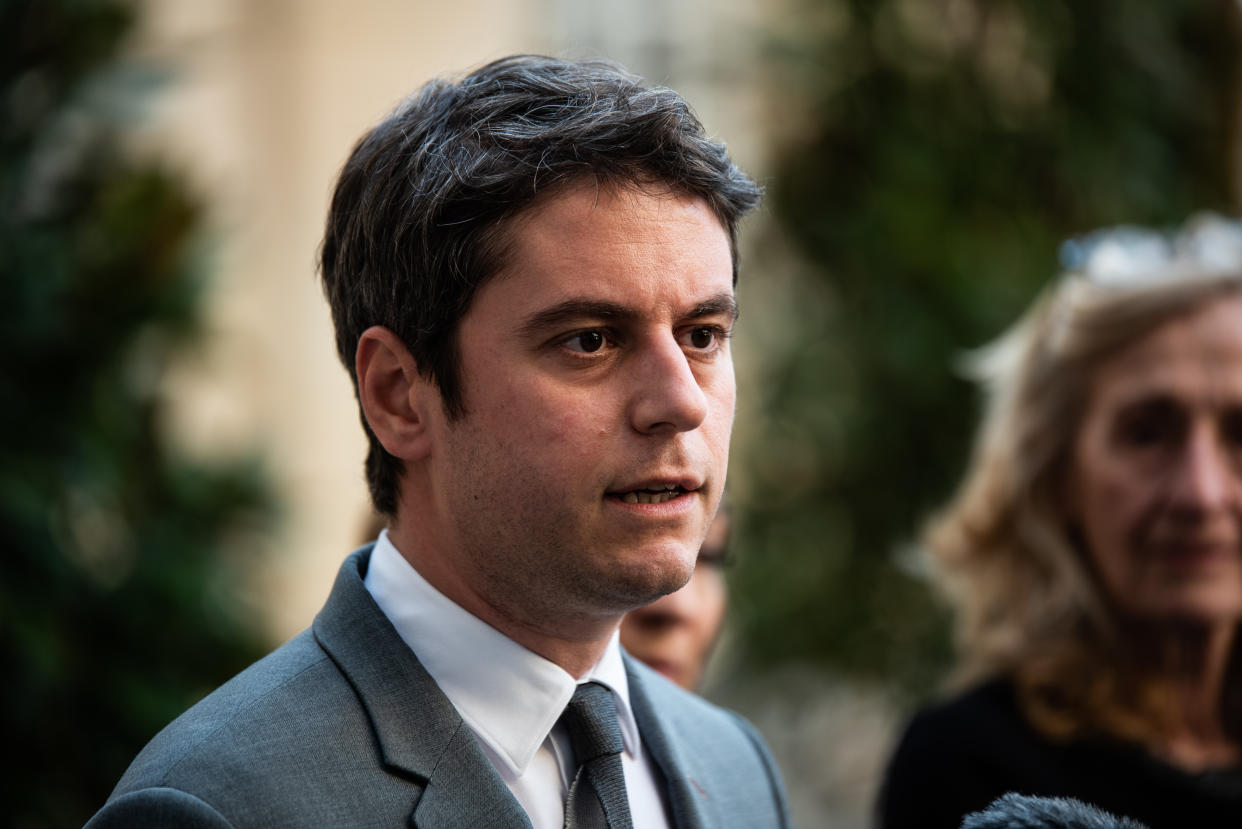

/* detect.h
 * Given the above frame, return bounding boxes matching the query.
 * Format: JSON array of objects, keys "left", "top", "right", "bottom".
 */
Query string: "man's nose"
[
  {"left": 628, "top": 336, "right": 710, "bottom": 435},
  {"left": 1168, "top": 424, "right": 1234, "bottom": 514}
]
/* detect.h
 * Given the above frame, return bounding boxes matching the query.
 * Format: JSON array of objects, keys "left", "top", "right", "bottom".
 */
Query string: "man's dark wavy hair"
[{"left": 319, "top": 54, "right": 761, "bottom": 515}]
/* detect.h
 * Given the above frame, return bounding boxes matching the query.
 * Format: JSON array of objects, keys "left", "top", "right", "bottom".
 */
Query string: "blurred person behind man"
[
  {"left": 621, "top": 505, "right": 731, "bottom": 691},
  {"left": 878, "top": 214, "right": 1242, "bottom": 829},
  {"left": 86, "top": 55, "right": 790, "bottom": 829}
]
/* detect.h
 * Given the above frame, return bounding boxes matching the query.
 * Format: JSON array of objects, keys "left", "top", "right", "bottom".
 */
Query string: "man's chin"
[
  {"left": 586, "top": 556, "right": 690, "bottom": 609},
  {"left": 620, "top": 560, "right": 696, "bottom": 608}
]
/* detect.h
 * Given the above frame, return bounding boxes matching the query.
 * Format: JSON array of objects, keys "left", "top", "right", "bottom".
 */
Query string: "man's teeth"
[{"left": 621, "top": 488, "right": 682, "bottom": 504}]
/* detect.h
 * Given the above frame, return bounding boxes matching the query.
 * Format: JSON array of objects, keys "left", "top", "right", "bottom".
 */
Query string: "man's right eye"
[{"left": 565, "top": 330, "right": 606, "bottom": 353}]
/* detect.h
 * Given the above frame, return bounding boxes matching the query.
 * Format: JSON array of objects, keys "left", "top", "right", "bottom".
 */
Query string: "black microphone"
[{"left": 960, "top": 793, "right": 1150, "bottom": 829}]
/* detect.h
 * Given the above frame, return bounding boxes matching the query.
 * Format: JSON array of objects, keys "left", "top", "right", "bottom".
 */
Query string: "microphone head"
[{"left": 960, "top": 793, "right": 1150, "bottom": 829}]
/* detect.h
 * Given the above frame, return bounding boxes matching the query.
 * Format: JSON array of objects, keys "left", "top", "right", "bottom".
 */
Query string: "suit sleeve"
[{"left": 85, "top": 787, "right": 236, "bottom": 829}]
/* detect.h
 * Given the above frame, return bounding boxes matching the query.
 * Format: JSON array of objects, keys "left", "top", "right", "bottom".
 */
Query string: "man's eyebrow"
[
  {"left": 518, "top": 300, "right": 635, "bottom": 338},
  {"left": 690, "top": 293, "right": 739, "bottom": 322},
  {"left": 518, "top": 293, "right": 738, "bottom": 338}
]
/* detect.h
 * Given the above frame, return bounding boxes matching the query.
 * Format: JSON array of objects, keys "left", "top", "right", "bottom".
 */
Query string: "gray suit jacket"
[{"left": 86, "top": 547, "right": 791, "bottom": 828}]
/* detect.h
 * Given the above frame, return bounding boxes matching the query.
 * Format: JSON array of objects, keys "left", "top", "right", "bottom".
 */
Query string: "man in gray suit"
[{"left": 87, "top": 55, "right": 789, "bottom": 828}]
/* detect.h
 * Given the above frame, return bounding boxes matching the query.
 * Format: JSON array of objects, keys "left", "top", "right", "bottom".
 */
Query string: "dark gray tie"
[{"left": 559, "top": 682, "right": 634, "bottom": 829}]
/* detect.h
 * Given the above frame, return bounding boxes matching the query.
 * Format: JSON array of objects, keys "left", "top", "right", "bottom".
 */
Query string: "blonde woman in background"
[{"left": 879, "top": 215, "right": 1242, "bottom": 829}]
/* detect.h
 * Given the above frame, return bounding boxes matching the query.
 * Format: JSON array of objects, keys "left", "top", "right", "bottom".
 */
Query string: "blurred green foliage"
[
  {"left": 733, "top": 0, "right": 1240, "bottom": 697},
  {"left": 0, "top": 2, "right": 276, "bottom": 826}
]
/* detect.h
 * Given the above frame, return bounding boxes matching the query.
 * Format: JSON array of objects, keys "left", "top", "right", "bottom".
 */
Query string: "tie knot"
[{"left": 560, "top": 682, "right": 624, "bottom": 764}]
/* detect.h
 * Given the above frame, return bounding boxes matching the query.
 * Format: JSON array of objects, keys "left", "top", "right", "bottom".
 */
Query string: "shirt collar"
[{"left": 363, "top": 530, "right": 641, "bottom": 776}]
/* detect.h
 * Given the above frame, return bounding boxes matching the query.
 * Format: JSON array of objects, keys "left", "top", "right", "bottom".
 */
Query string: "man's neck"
[{"left": 386, "top": 523, "right": 622, "bottom": 678}]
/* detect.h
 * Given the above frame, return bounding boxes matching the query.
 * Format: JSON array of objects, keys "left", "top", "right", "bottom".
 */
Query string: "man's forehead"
[
  {"left": 503, "top": 178, "right": 728, "bottom": 245},
  {"left": 471, "top": 181, "right": 733, "bottom": 308}
]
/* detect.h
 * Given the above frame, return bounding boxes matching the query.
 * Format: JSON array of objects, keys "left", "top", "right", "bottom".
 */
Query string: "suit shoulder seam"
[{"left": 156, "top": 650, "right": 334, "bottom": 784}]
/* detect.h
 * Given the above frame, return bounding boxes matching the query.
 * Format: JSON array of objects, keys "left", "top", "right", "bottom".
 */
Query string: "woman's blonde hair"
[{"left": 926, "top": 214, "right": 1242, "bottom": 743}]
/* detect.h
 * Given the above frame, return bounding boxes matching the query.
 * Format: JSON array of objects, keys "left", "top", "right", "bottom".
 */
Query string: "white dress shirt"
[{"left": 363, "top": 530, "right": 671, "bottom": 829}]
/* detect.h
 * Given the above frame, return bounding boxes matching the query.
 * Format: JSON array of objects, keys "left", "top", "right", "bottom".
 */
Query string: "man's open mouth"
[{"left": 617, "top": 485, "right": 687, "bottom": 505}]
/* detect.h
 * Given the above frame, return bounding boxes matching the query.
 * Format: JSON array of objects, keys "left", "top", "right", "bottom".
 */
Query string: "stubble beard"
[
  {"left": 441, "top": 454, "right": 696, "bottom": 639},
  {"left": 463, "top": 526, "right": 699, "bottom": 640},
  {"left": 441, "top": 395, "right": 720, "bottom": 636}
]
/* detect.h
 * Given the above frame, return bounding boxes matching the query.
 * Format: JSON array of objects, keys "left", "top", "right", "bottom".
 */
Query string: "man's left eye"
[
  {"left": 688, "top": 327, "right": 718, "bottom": 349},
  {"left": 565, "top": 331, "right": 606, "bottom": 353}
]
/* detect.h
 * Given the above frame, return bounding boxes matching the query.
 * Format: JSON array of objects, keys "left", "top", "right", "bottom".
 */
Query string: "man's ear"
[{"left": 356, "top": 326, "right": 437, "bottom": 462}]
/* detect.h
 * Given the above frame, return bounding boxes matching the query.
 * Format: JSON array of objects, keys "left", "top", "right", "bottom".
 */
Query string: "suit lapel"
[
  {"left": 625, "top": 655, "right": 712, "bottom": 829},
  {"left": 407, "top": 725, "right": 534, "bottom": 828},
  {"left": 313, "top": 547, "right": 531, "bottom": 829}
]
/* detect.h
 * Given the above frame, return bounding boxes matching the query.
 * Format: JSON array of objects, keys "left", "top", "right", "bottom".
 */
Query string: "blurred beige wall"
[{"left": 132, "top": 0, "right": 780, "bottom": 643}]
